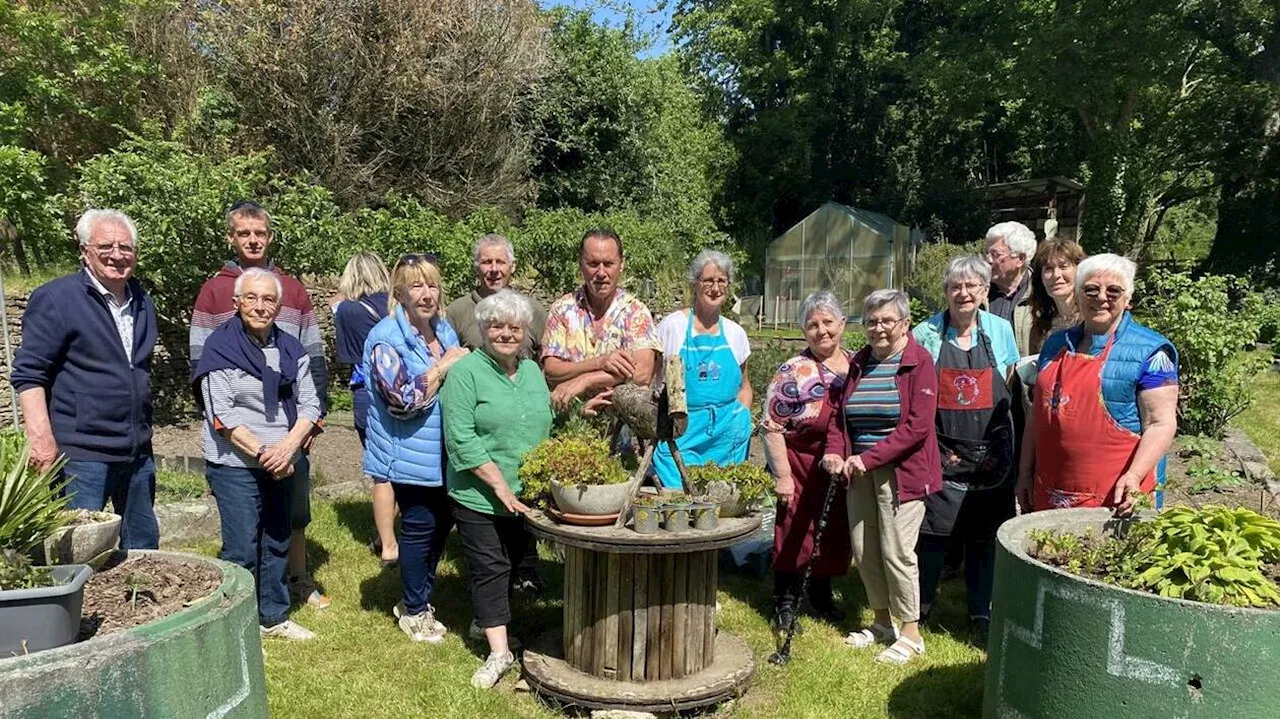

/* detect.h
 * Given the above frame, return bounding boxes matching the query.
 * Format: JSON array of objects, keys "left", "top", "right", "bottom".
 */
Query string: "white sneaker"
[
  {"left": 471, "top": 651, "right": 516, "bottom": 688},
  {"left": 395, "top": 601, "right": 448, "bottom": 643},
  {"left": 260, "top": 620, "right": 316, "bottom": 641}
]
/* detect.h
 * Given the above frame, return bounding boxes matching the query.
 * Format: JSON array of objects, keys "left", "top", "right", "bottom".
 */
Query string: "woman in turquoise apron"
[{"left": 653, "top": 251, "right": 754, "bottom": 488}]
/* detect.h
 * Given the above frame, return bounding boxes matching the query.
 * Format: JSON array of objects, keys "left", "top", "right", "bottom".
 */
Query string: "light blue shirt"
[{"left": 912, "top": 309, "right": 1020, "bottom": 379}]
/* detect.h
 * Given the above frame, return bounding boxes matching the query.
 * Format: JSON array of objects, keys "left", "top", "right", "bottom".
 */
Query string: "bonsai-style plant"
[
  {"left": 1028, "top": 505, "right": 1280, "bottom": 608},
  {"left": 686, "top": 462, "right": 774, "bottom": 517},
  {"left": 0, "top": 431, "right": 70, "bottom": 589},
  {"left": 519, "top": 428, "right": 629, "bottom": 515}
]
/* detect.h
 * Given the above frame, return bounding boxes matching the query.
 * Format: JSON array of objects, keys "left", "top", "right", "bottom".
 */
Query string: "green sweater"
[{"left": 442, "top": 350, "right": 552, "bottom": 516}]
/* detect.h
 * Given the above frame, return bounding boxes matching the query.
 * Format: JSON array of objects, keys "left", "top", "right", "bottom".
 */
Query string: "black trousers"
[
  {"left": 773, "top": 572, "right": 835, "bottom": 614},
  {"left": 453, "top": 501, "right": 529, "bottom": 628}
]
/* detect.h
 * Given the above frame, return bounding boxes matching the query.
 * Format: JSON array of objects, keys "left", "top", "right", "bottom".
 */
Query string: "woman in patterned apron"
[
  {"left": 1016, "top": 254, "right": 1179, "bottom": 515},
  {"left": 911, "top": 256, "right": 1020, "bottom": 639},
  {"left": 653, "top": 251, "right": 754, "bottom": 488}
]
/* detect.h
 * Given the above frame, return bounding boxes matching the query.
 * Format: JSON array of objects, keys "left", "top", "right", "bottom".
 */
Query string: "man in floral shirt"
[{"left": 542, "top": 228, "right": 662, "bottom": 409}]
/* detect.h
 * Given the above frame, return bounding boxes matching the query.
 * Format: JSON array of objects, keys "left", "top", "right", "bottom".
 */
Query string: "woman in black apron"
[{"left": 912, "top": 258, "right": 1019, "bottom": 639}]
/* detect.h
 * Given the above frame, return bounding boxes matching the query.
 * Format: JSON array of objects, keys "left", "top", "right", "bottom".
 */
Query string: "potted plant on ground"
[
  {"left": 687, "top": 462, "right": 774, "bottom": 518},
  {"left": 519, "top": 429, "right": 631, "bottom": 523},
  {"left": 0, "top": 432, "right": 92, "bottom": 656},
  {"left": 985, "top": 504, "right": 1280, "bottom": 718}
]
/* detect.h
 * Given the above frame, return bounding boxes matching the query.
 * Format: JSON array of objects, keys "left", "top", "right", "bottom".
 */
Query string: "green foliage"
[
  {"left": 687, "top": 461, "right": 775, "bottom": 504},
  {"left": 156, "top": 469, "right": 207, "bottom": 503},
  {"left": 0, "top": 548, "right": 53, "bottom": 590},
  {"left": 0, "top": 431, "right": 70, "bottom": 589},
  {"left": 905, "top": 240, "right": 985, "bottom": 314},
  {"left": 1033, "top": 506, "right": 1280, "bottom": 608},
  {"left": 1185, "top": 459, "right": 1249, "bottom": 494},
  {"left": 327, "top": 390, "right": 354, "bottom": 413},
  {"left": 0, "top": 145, "right": 67, "bottom": 271},
  {"left": 518, "top": 432, "right": 629, "bottom": 508},
  {"left": 1135, "top": 268, "right": 1269, "bottom": 437}
]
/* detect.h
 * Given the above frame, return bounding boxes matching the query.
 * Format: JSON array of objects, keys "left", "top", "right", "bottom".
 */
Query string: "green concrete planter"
[
  {"left": 985, "top": 508, "right": 1280, "bottom": 718},
  {"left": 0, "top": 551, "right": 267, "bottom": 718}
]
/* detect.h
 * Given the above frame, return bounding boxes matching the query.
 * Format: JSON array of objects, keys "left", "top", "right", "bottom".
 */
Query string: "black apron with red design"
[{"left": 921, "top": 313, "right": 1016, "bottom": 536}]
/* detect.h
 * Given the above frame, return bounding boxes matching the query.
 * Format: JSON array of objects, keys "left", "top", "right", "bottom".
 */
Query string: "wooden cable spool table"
[{"left": 522, "top": 509, "right": 760, "bottom": 712}]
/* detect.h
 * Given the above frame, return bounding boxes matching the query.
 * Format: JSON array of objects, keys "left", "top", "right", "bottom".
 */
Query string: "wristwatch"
[{"left": 255, "top": 445, "right": 268, "bottom": 463}]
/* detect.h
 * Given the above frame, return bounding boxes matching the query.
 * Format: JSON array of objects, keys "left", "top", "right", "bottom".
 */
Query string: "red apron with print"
[{"left": 1033, "top": 337, "right": 1155, "bottom": 510}]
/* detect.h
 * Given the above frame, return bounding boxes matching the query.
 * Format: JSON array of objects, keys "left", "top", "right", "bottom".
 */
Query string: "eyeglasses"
[
  {"left": 395, "top": 253, "right": 439, "bottom": 269},
  {"left": 88, "top": 242, "right": 136, "bottom": 257},
  {"left": 238, "top": 293, "right": 279, "bottom": 308},
  {"left": 865, "top": 317, "right": 906, "bottom": 330},
  {"left": 947, "top": 281, "right": 984, "bottom": 294},
  {"left": 699, "top": 277, "right": 729, "bottom": 288},
  {"left": 1082, "top": 284, "right": 1126, "bottom": 302},
  {"left": 985, "top": 249, "right": 1010, "bottom": 262}
]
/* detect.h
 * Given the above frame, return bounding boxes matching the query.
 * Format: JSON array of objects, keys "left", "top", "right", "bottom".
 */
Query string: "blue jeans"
[
  {"left": 391, "top": 483, "right": 453, "bottom": 616},
  {"left": 63, "top": 456, "right": 160, "bottom": 550},
  {"left": 206, "top": 462, "right": 294, "bottom": 627}
]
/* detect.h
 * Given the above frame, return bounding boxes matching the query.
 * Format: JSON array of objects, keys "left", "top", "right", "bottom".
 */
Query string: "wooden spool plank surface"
[
  {"left": 645, "top": 554, "right": 662, "bottom": 680},
  {"left": 593, "top": 551, "right": 610, "bottom": 677},
  {"left": 564, "top": 545, "right": 579, "bottom": 667},
  {"left": 604, "top": 552, "right": 620, "bottom": 679},
  {"left": 659, "top": 554, "right": 675, "bottom": 680},
  {"left": 687, "top": 551, "right": 706, "bottom": 675},
  {"left": 618, "top": 554, "right": 634, "bottom": 682},
  {"left": 704, "top": 553, "right": 717, "bottom": 662},
  {"left": 525, "top": 511, "right": 761, "bottom": 555},
  {"left": 633, "top": 554, "right": 648, "bottom": 681},
  {"left": 672, "top": 553, "right": 688, "bottom": 679}
]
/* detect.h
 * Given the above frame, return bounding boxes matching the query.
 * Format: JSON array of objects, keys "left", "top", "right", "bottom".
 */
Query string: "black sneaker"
[{"left": 511, "top": 567, "right": 543, "bottom": 595}]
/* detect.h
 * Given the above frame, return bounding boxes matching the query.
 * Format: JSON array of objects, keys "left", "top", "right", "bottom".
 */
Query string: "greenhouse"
[{"left": 761, "top": 202, "right": 922, "bottom": 325}]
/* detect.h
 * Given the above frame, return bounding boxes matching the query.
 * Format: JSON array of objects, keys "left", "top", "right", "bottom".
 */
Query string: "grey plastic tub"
[{"left": 0, "top": 564, "right": 92, "bottom": 656}]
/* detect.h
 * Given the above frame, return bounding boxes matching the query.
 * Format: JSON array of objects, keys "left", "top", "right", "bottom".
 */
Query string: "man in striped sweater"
[{"left": 190, "top": 200, "right": 331, "bottom": 610}]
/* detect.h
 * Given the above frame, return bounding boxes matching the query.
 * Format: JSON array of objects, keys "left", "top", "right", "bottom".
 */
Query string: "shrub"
[
  {"left": 518, "top": 431, "right": 630, "bottom": 509},
  {"left": 1134, "top": 268, "right": 1269, "bottom": 437},
  {"left": 905, "top": 239, "right": 985, "bottom": 313},
  {"left": 0, "top": 146, "right": 68, "bottom": 272}
]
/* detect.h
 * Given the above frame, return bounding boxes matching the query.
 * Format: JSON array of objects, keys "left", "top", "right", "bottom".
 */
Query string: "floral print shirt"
[
  {"left": 541, "top": 287, "right": 661, "bottom": 363},
  {"left": 761, "top": 350, "right": 850, "bottom": 434}
]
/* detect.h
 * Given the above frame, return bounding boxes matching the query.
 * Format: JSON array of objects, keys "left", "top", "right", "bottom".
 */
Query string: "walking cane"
[{"left": 768, "top": 472, "right": 842, "bottom": 666}]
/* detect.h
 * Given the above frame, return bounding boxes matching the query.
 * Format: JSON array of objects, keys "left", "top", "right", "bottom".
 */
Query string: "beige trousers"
[{"left": 847, "top": 466, "right": 925, "bottom": 623}]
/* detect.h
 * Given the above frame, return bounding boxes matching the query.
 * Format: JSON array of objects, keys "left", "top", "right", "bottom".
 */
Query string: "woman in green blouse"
[{"left": 441, "top": 289, "right": 553, "bottom": 689}]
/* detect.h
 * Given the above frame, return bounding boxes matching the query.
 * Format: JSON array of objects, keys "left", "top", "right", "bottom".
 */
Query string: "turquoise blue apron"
[{"left": 653, "top": 316, "right": 753, "bottom": 488}]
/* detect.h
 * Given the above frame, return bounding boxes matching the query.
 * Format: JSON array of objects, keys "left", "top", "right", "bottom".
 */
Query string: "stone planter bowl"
[
  {"left": 31, "top": 510, "right": 121, "bottom": 566},
  {"left": 550, "top": 480, "right": 631, "bottom": 516},
  {"left": 695, "top": 480, "right": 754, "bottom": 518}
]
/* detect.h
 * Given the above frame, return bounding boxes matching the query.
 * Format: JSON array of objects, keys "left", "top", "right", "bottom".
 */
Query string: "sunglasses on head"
[{"left": 395, "top": 253, "right": 439, "bottom": 268}]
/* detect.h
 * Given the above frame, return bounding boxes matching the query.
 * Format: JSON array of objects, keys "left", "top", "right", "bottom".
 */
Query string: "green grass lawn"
[
  {"left": 156, "top": 468, "right": 208, "bottom": 502},
  {"left": 1233, "top": 370, "right": 1280, "bottom": 474},
  {"left": 185, "top": 500, "right": 986, "bottom": 719}
]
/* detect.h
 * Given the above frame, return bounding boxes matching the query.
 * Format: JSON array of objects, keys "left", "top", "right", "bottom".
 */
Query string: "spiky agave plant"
[{"left": 0, "top": 431, "right": 71, "bottom": 589}]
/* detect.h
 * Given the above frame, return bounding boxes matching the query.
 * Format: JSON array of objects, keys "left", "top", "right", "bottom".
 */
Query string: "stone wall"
[{"left": 0, "top": 280, "right": 343, "bottom": 429}]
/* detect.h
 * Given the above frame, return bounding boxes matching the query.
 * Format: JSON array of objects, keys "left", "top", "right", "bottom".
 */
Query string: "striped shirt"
[
  {"left": 200, "top": 347, "right": 322, "bottom": 469},
  {"left": 845, "top": 351, "right": 902, "bottom": 453}
]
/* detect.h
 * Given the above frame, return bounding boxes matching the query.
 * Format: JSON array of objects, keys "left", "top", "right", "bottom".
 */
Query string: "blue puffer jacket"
[
  {"left": 361, "top": 306, "right": 460, "bottom": 486},
  {"left": 1039, "top": 311, "right": 1177, "bottom": 484}
]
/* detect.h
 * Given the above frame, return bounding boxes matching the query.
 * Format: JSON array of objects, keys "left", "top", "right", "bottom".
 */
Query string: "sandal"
[
  {"left": 875, "top": 636, "right": 925, "bottom": 665},
  {"left": 844, "top": 622, "right": 899, "bottom": 648}
]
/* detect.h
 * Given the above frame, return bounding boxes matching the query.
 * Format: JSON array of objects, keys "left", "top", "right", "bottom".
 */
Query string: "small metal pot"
[
  {"left": 632, "top": 504, "right": 661, "bottom": 534},
  {"left": 661, "top": 504, "right": 691, "bottom": 532},
  {"left": 690, "top": 502, "right": 719, "bottom": 530}
]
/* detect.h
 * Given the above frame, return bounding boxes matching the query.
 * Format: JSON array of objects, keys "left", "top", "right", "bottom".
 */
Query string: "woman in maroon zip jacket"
[{"left": 822, "top": 289, "right": 940, "bottom": 666}]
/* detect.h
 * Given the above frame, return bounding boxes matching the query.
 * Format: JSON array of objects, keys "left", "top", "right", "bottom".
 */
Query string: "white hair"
[
  {"left": 798, "top": 290, "right": 844, "bottom": 325},
  {"left": 1074, "top": 253, "right": 1136, "bottom": 297},
  {"left": 985, "top": 221, "right": 1037, "bottom": 259},
  {"left": 473, "top": 233, "right": 515, "bottom": 267},
  {"left": 943, "top": 255, "right": 991, "bottom": 293},
  {"left": 233, "top": 267, "right": 283, "bottom": 299},
  {"left": 687, "top": 249, "right": 734, "bottom": 286},
  {"left": 76, "top": 209, "right": 138, "bottom": 248},
  {"left": 863, "top": 289, "right": 910, "bottom": 321},
  {"left": 475, "top": 289, "right": 534, "bottom": 330}
]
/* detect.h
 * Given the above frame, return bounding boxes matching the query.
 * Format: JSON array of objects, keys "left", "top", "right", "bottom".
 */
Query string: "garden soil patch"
[
  {"left": 1162, "top": 443, "right": 1280, "bottom": 519},
  {"left": 78, "top": 554, "right": 222, "bottom": 640},
  {"left": 151, "top": 421, "right": 367, "bottom": 484}
]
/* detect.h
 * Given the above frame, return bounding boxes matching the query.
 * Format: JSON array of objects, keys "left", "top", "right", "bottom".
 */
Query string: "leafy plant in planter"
[
  {"left": 519, "top": 431, "right": 629, "bottom": 515},
  {"left": 686, "top": 462, "right": 774, "bottom": 517},
  {"left": 0, "top": 432, "right": 71, "bottom": 589},
  {"left": 1029, "top": 505, "right": 1280, "bottom": 608}
]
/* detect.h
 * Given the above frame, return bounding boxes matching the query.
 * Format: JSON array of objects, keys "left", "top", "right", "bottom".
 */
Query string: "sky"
[{"left": 542, "top": 0, "right": 676, "bottom": 57}]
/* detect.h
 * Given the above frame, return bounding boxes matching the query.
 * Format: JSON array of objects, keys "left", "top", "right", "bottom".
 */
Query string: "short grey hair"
[
  {"left": 1075, "top": 253, "right": 1136, "bottom": 297},
  {"left": 943, "top": 256, "right": 991, "bottom": 293},
  {"left": 475, "top": 289, "right": 534, "bottom": 330},
  {"left": 76, "top": 209, "right": 138, "bottom": 248},
  {"left": 233, "top": 267, "right": 283, "bottom": 299},
  {"left": 687, "top": 249, "right": 734, "bottom": 287},
  {"left": 985, "top": 221, "right": 1037, "bottom": 259},
  {"left": 863, "top": 289, "right": 909, "bottom": 321},
  {"left": 798, "top": 290, "right": 845, "bottom": 325},
  {"left": 473, "top": 233, "right": 515, "bottom": 267}
]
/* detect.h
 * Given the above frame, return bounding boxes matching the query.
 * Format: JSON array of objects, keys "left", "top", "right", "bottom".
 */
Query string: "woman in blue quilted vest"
[
  {"left": 1016, "top": 254, "right": 1179, "bottom": 516},
  {"left": 362, "top": 255, "right": 470, "bottom": 644}
]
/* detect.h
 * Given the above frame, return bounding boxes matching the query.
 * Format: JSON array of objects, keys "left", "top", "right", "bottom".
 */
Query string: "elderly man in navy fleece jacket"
[{"left": 11, "top": 209, "right": 160, "bottom": 549}]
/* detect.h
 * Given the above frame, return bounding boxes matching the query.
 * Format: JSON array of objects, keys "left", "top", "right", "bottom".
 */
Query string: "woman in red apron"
[
  {"left": 911, "top": 257, "right": 1021, "bottom": 637},
  {"left": 1016, "top": 254, "right": 1179, "bottom": 515},
  {"left": 762, "top": 292, "right": 854, "bottom": 634}
]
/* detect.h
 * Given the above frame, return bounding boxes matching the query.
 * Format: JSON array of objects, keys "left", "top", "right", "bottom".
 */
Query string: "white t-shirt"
[{"left": 654, "top": 310, "right": 751, "bottom": 386}]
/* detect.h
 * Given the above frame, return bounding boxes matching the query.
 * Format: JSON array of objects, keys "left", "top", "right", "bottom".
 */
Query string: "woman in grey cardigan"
[{"left": 193, "top": 267, "right": 323, "bottom": 642}]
